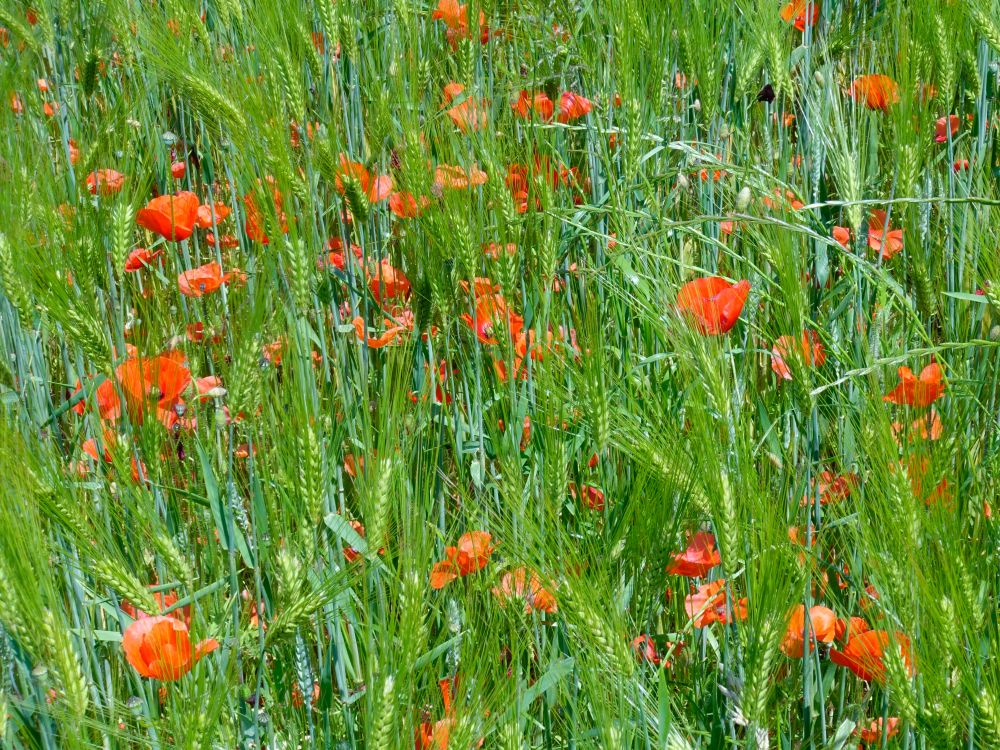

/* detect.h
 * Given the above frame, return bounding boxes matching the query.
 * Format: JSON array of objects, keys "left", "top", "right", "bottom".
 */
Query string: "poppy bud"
[
  {"left": 735, "top": 186, "right": 752, "bottom": 211},
  {"left": 676, "top": 172, "right": 690, "bottom": 190}
]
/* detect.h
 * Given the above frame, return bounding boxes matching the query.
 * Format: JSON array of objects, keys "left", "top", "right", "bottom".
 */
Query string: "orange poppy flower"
[
  {"left": 442, "top": 81, "right": 465, "bottom": 106},
  {"left": 243, "top": 191, "right": 288, "bottom": 245},
  {"left": 857, "top": 717, "right": 900, "bottom": 745},
  {"left": 483, "top": 242, "right": 517, "bottom": 259},
  {"left": 834, "top": 616, "right": 869, "bottom": 642},
  {"left": 684, "top": 580, "right": 748, "bottom": 628},
  {"left": 676, "top": 276, "right": 751, "bottom": 335},
  {"left": 352, "top": 315, "right": 407, "bottom": 348},
  {"left": 447, "top": 98, "right": 488, "bottom": 132},
  {"left": 934, "top": 115, "right": 960, "bottom": 143},
  {"left": 771, "top": 330, "right": 826, "bottom": 380},
  {"left": 136, "top": 191, "right": 200, "bottom": 241},
  {"left": 762, "top": 188, "right": 804, "bottom": 211},
  {"left": 124, "top": 247, "right": 162, "bottom": 272},
  {"left": 460, "top": 292, "right": 523, "bottom": 345},
  {"left": 367, "top": 258, "right": 410, "bottom": 301},
  {"left": 780, "top": 0, "right": 819, "bottom": 31},
  {"left": 848, "top": 75, "right": 900, "bottom": 111},
  {"left": 178, "top": 262, "right": 234, "bottom": 298},
  {"left": 802, "top": 470, "right": 858, "bottom": 506},
  {"left": 570, "top": 483, "right": 605, "bottom": 511},
  {"left": 892, "top": 409, "right": 943, "bottom": 442},
  {"left": 195, "top": 202, "right": 231, "bottom": 229},
  {"left": 431, "top": 0, "right": 488, "bottom": 46},
  {"left": 433, "top": 163, "right": 488, "bottom": 190},
  {"left": 86, "top": 169, "right": 126, "bottom": 196},
  {"left": 492, "top": 567, "right": 557, "bottom": 613},
  {"left": 512, "top": 90, "right": 554, "bottom": 120},
  {"left": 388, "top": 192, "right": 430, "bottom": 218},
  {"left": 9, "top": 93, "right": 23, "bottom": 114},
  {"left": 830, "top": 630, "right": 913, "bottom": 683},
  {"left": 666, "top": 531, "right": 721, "bottom": 578},
  {"left": 883, "top": 362, "right": 944, "bottom": 407},
  {"left": 901, "top": 456, "right": 949, "bottom": 506},
  {"left": 781, "top": 604, "right": 836, "bottom": 658},
  {"left": 430, "top": 531, "right": 494, "bottom": 589},
  {"left": 431, "top": 0, "right": 466, "bottom": 27},
  {"left": 122, "top": 616, "right": 218, "bottom": 681},
  {"left": 206, "top": 232, "right": 239, "bottom": 248},
  {"left": 557, "top": 91, "right": 592, "bottom": 123},
  {"left": 323, "top": 237, "right": 363, "bottom": 271},
  {"left": 334, "top": 155, "right": 393, "bottom": 202},
  {"left": 832, "top": 225, "right": 851, "bottom": 248},
  {"left": 867, "top": 210, "right": 903, "bottom": 259}
]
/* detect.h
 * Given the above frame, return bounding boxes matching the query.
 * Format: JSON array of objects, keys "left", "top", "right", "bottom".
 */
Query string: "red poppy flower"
[
  {"left": 121, "top": 591, "right": 190, "bottom": 625},
  {"left": 684, "top": 580, "right": 747, "bottom": 627},
  {"left": 835, "top": 616, "right": 869, "bottom": 642},
  {"left": 848, "top": 75, "right": 900, "bottom": 111},
  {"left": 781, "top": 604, "right": 836, "bottom": 658},
  {"left": 832, "top": 225, "right": 851, "bottom": 248},
  {"left": 883, "top": 362, "right": 944, "bottom": 407},
  {"left": 780, "top": 0, "right": 819, "bottom": 31},
  {"left": 136, "top": 191, "right": 200, "bottom": 241},
  {"left": 195, "top": 202, "right": 231, "bottom": 229},
  {"left": 557, "top": 92, "right": 592, "bottom": 123},
  {"left": 323, "top": 237, "right": 363, "bottom": 271},
  {"left": 573, "top": 483, "right": 605, "bottom": 511},
  {"left": 666, "top": 531, "right": 721, "bottom": 578},
  {"left": 934, "top": 115, "right": 960, "bottom": 143},
  {"left": 867, "top": 210, "right": 903, "bottom": 259},
  {"left": 122, "top": 616, "right": 218, "bottom": 681},
  {"left": 512, "top": 90, "right": 554, "bottom": 120},
  {"left": 492, "top": 567, "right": 557, "bottom": 613},
  {"left": 178, "top": 262, "right": 234, "bottom": 298},
  {"left": 857, "top": 717, "right": 900, "bottom": 745},
  {"left": 830, "top": 630, "right": 913, "bottom": 683},
  {"left": 431, "top": 0, "right": 488, "bottom": 46},
  {"left": 124, "top": 247, "right": 162, "bottom": 273},
  {"left": 447, "top": 98, "right": 488, "bottom": 132},
  {"left": 676, "top": 276, "right": 751, "bottom": 335},
  {"left": 367, "top": 259, "right": 410, "bottom": 301},
  {"left": 430, "top": 531, "right": 494, "bottom": 589},
  {"left": 771, "top": 330, "right": 826, "bottom": 380},
  {"left": 334, "top": 155, "right": 393, "bottom": 202},
  {"left": 631, "top": 634, "right": 661, "bottom": 666},
  {"left": 460, "top": 292, "right": 523, "bottom": 345},
  {"left": 341, "top": 520, "right": 374, "bottom": 563},
  {"left": 86, "top": 169, "right": 126, "bottom": 196},
  {"left": 170, "top": 160, "right": 186, "bottom": 179},
  {"left": 388, "top": 192, "right": 429, "bottom": 218}
]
